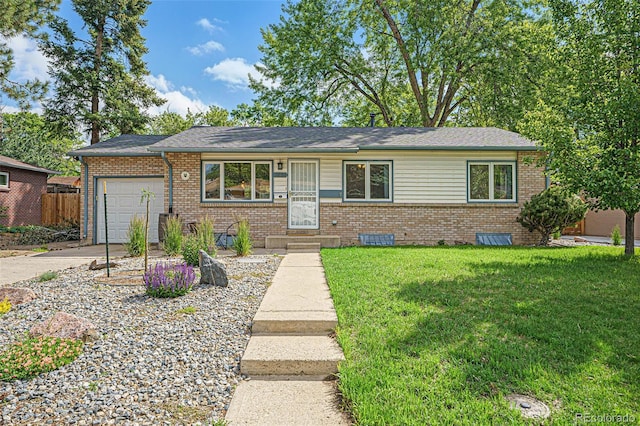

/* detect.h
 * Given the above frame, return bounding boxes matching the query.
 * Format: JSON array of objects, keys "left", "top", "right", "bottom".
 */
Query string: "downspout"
[
  {"left": 161, "top": 152, "right": 173, "bottom": 213},
  {"left": 79, "top": 156, "right": 89, "bottom": 240}
]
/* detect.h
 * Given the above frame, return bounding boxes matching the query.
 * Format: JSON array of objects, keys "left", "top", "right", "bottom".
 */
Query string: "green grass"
[
  {"left": 175, "top": 306, "right": 197, "bottom": 315},
  {"left": 322, "top": 246, "right": 640, "bottom": 425}
]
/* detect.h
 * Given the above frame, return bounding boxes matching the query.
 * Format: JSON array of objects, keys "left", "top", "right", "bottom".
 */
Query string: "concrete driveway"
[{"left": 0, "top": 245, "right": 128, "bottom": 286}]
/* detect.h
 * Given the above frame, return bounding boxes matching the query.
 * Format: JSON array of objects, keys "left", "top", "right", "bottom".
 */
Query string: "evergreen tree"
[
  {"left": 41, "top": 0, "right": 164, "bottom": 144},
  {"left": 0, "top": 0, "right": 59, "bottom": 107}
]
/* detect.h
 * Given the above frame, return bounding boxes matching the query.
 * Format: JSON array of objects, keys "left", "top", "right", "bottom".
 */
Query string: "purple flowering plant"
[{"left": 143, "top": 262, "right": 196, "bottom": 298}]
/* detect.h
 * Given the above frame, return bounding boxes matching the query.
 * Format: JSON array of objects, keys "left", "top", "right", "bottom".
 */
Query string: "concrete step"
[
  {"left": 252, "top": 310, "right": 338, "bottom": 335},
  {"left": 265, "top": 235, "right": 341, "bottom": 249},
  {"left": 225, "top": 379, "right": 351, "bottom": 425},
  {"left": 287, "top": 242, "right": 321, "bottom": 252},
  {"left": 241, "top": 335, "right": 344, "bottom": 376}
]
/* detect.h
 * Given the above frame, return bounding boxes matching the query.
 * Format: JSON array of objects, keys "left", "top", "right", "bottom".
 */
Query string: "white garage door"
[{"left": 96, "top": 178, "right": 165, "bottom": 244}]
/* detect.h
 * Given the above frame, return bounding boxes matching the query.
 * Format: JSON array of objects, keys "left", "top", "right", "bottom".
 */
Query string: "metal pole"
[{"left": 103, "top": 181, "right": 110, "bottom": 277}]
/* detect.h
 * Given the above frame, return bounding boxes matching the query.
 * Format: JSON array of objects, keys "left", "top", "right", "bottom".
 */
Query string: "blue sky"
[{"left": 4, "top": 0, "right": 286, "bottom": 115}]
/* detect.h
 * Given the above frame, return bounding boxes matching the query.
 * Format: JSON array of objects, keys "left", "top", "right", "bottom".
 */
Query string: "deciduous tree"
[
  {"left": 520, "top": 0, "right": 640, "bottom": 255},
  {"left": 253, "top": 0, "right": 553, "bottom": 128},
  {"left": 0, "top": 111, "right": 81, "bottom": 174}
]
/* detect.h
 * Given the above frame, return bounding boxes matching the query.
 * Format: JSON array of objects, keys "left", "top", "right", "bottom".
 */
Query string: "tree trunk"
[
  {"left": 539, "top": 232, "right": 551, "bottom": 247},
  {"left": 91, "top": 19, "right": 105, "bottom": 145},
  {"left": 624, "top": 212, "right": 635, "bottom": 256}
]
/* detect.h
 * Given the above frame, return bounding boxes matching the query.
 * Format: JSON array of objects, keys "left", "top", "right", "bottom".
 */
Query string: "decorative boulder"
[
  {"left": 30, "top": 312, "right": 99, "bottom": 342},
  {"left": 199, "top": 250, "right": 228, "bottom": 287},
  {"left": 0, "top": 287, "right": 37, "bottom": 305}
]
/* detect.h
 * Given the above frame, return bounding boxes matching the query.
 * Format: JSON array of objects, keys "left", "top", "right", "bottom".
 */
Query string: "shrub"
[
  {"left": 143, "top": 262, "right": 196, "bottom": 298},
  {"left": 182, "top": 235, "right": 201, "bottom": 267},
  {"left": 233, "top": 219, "right": 253, "bottom": 256},
  {"left": 125, "top": 215, "right": 146, "bottom": 257},
  {"left": 196, "top": 215, "right": 216, "bottom": 256},
  {"left": 517, "top": 186, "right": 588, "bottom": 246},
  {"left": 611, "top": 225, "right": 622, "bottom": 246},
  {"left": 37, "top": 271, "right": 58, "bottom": 282},
  {"left": 162, "top": 216, "right": 184, "bottom": 256},
  {"left": 0, "top": 297, "right": 11, "bottom": 315},
  {"left": 181, "top": 216, "right": 217, "bottom": 265},
  {"left": 0, "top": 336, "right": 83, "bottom": 381}
]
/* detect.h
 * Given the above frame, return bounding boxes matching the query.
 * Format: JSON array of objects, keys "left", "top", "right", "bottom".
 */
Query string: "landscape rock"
[
  {"left": 0, "top": 287, "right": 37, "bottom": 305},
  {"left": 88, "top": 260, "right": 119, "bottom": 271},
  {"left": 199, "top": 250, "right": 228, "bottom": 287},
  {"left": 30, "top": 311, "right": 99, "bottom": 342}
]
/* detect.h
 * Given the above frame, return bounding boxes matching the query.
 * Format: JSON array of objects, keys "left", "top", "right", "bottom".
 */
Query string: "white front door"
[{"left": 288, "top": 160, "right": 319, "bottom": 229}]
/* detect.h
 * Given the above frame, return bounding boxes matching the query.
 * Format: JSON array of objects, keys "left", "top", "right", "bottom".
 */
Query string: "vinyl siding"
[{"left": 201, "top": 151, "right": 518, "bottom": 204}]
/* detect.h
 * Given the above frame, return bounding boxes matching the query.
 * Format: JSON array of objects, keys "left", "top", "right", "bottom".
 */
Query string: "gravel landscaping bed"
[{"left": 0, "top": 254, "right": 282, "bottom": 425}]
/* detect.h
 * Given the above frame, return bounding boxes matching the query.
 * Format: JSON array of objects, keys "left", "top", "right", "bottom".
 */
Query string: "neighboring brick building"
[
  {"left": 0, "top": 155, "right": 59, "bottom": 227},
  {"left": 70, "top": 128, "right": 547, "bottom": 246}
]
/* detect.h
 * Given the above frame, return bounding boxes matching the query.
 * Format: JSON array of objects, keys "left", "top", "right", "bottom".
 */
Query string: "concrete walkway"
[
  {"left": 0, "top": 244, "right": 129, "bottom": 286},
  {"left": 225, "top": 253, "right": 350, "bottom": 426}
]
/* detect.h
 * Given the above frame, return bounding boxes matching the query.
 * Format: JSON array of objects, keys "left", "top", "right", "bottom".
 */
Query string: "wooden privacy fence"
[{"left": 42, "top": 193, "right": 81, "bottom": 226}]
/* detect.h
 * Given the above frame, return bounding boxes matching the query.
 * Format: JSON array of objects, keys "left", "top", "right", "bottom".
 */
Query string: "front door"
[{"left": 288, "top": 160, "right": 319, "bottom": 229}]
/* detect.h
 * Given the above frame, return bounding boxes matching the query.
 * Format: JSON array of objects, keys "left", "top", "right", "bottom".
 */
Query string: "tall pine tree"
[
  {"left": 41, "top": 0, "right": 164, "bottom": 144},
  {"left": 0, "top": 0, "right": 59, "bottom": 107}
]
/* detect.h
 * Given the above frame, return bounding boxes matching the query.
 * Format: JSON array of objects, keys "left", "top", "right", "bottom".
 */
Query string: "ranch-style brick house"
[{"left": 70, "top": 126, "right": 546, "bottom": 247}]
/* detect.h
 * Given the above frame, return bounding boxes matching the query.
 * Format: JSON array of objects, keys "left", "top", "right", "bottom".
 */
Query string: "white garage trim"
[{"left": 94, "top": 176, "right": 165, "bottom": 244}]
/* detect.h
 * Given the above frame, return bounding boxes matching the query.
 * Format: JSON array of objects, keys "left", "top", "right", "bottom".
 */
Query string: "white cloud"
[
  {"left": 187, "top": 40, "right": 224, "bottom": 56},
  {"left": 144, "top": 74, "right": 207, "bottom": 116},
  {"left": 204, "top": 58, "right": 279, "bottom": 90},
  {"left": 204, "top": 58, "right": 261, "bottom": 88},
  {"left": 144, "top": 74, "right": 172, "bottom": 93},
  {"left": 196, "top": 18, "right": 222, "bottom": 34},
  {"left": 3, "top": 35, "right": 49, "bottom": 82}
]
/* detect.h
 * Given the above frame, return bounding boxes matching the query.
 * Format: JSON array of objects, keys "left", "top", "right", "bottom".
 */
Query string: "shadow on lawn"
[{"left": 392, "top": 247, "right": 639, "bottom": 401}]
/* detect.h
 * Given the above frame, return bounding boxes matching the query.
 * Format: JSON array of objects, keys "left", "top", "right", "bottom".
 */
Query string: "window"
[
  {"left": 202, "top": 161, "right": 272, "bottom": 201},
  {"left": 344, "top": 161, "right": 392, "bottom": 201},
  {"left": 468, "top": 162, "right": 515, "bottom": 202},
  {"left": 0, "top": 172, "right": 8, "bottom": 189}
]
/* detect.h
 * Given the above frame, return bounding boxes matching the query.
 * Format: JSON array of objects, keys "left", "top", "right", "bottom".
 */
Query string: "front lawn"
[{"left": 322, "top": 246, "right": 639, "bottom": 425}]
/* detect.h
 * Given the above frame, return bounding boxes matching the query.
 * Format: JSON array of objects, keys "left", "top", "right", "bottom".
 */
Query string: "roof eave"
[
  {"left": 148, "top": 147, "right": 360, "bottom": 154},
  {"left": 69, "top": 152, "right": 161, "bottom": 158},
  {"left": 0, "top": 161, "right": 60, "bottom": 174},
  {"left": 358, "top": 145, "right": 541, "bottom": 151}
]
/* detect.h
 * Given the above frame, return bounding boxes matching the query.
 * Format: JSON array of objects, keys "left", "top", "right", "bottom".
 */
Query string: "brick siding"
[
  {"left": 82, "top": 151, "right": 546, "bottom": 246},
  {"left": 0, "top": 166, "right": 48, "bottom": 227},
  {"left": 81, "top": 156, "right": 164, "bottom": 240}
]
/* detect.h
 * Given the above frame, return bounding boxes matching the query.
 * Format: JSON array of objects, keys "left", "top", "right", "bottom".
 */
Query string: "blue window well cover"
[
  {"left": 359, "top": 233, "right": 395, "bottom": 246},
  {"left": 476, "top": 233, "right": 512, "bottom": 246}
]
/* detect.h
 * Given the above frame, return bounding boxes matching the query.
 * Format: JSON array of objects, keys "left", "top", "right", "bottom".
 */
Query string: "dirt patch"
[
  {"left": 0, "top": 249, "right": 35, "bottom": 258},
  {"left": 506, "top": 393, "right": 550, "bottom": 419},
  {"left": 94, "top": 269, "right": 144, "bottom": 286}
]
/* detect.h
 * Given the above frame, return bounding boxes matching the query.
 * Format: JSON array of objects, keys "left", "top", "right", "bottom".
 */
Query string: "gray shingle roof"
[
  {"left": 68, "top": 127, "right": 537, "bottom": 156},
  {"left": 0, "top": 155, "right": 60, "bottom": 174},
  {"left": 69, "top": 134, "right": 169, "bottom": 157},
  {"left": 147, "top": 126, "right": 537, "bottom": 152}
]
